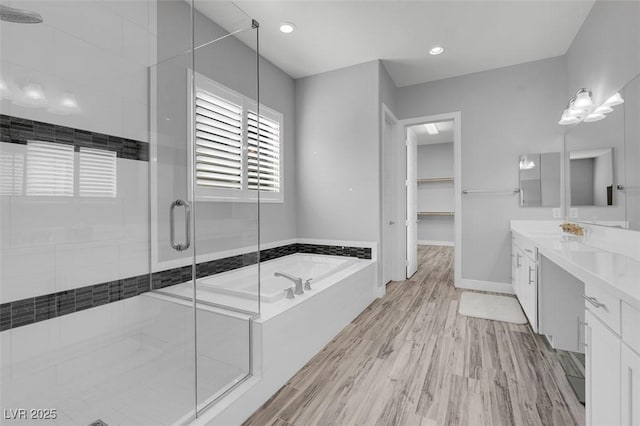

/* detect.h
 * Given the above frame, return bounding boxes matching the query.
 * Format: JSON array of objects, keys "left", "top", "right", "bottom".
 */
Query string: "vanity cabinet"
[
  {"left": 621, "top": 343, "right": 640, "bottom": 426},
  {"left": 585, "top": 309, "right": 621, "bottom": 426},
  {"left": 585, "top": 285, "right": 640, "bottom": 426},
  {"left": 511, "top": 234, "right": 537, "bottom": 331}
]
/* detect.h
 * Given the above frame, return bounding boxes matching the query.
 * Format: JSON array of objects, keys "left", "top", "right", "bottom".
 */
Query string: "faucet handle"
[
  {"left": 283, "top": 287, "right": 295, "bottom": 299},
  {"left": 304, "top": 278, "right": 312, "bottom": 291}
]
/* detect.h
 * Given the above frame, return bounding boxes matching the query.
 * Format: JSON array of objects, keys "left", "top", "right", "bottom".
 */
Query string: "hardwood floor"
[{"left": 244, "top": 246, "right": 585, "bottom": 426}]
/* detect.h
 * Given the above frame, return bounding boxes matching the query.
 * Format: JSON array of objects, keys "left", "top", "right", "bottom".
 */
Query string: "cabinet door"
[
  {"left": 621, "top": 343, "right": 640, "bottom": 426},
  {"left": 523, "top": 255, "right": 537, "bottom": 332},
  {"left": 586, "top": 310, "right": 621, "bottom": 426},
  {"left": 515, "top": 247, "right": 525, "bottom": 301}
]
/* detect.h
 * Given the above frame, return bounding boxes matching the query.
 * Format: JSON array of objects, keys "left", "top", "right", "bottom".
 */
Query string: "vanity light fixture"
[
  {"left": 519, "top": 157, "right": 536, "bottom": 170},
  {"left": 559, "top": 88, "right": 624, "bottom": 125},
  {"left": 429, "top": 46, "right": 445, "bottom": 55},
  {"left": 573, "top": 88, "right": 593, "bottom": 109},
  {"left": 603, "top": 92, "right": 624, "bottom": 107},
  {"left": 424, "top": 123, "right": 439, "bottom": 135},
  {"left": 279, "top": 22, "right": 295, "bottom": 34},
  {"left": 593, "top": 105, "right": 614, "bottom": 114},
  {"left": 583, "top": 113, "right": 606, "bottom": 123},
  {"left": 558, "top": 110, "right": 580, "bottom": 125}
]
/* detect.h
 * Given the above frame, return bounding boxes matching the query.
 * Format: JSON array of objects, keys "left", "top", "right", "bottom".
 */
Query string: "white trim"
[
  {"left": 400, "top": 112, "right": 462, "bottom": 288},
  {"left": 418, "top": 240, "right": 454, "bottom": 247},
  {"left": 457, "top": 278, "right": 515, "bottom": 295},
  {"left": 380, "top": 103, "right": 405, "bottom": 290}
]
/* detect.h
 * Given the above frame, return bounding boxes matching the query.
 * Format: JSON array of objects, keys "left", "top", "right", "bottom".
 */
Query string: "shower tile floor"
[{"left": 1, "top": 296, "right": 250, "bottom": 426}]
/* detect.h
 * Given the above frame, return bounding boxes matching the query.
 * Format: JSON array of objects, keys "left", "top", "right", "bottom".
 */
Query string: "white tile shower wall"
[
  {"left": 0, "top": 0, "right": 156, "bottom": 142},
  {"left": 0, "top": 143, "right": 149, "bottom": 303}
]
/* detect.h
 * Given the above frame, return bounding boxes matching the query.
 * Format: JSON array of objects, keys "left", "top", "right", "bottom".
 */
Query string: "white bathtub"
[
  {"left": 160, "top": 253, "right": 366, "bottom": 314},
  {"left": 199, "top": 254, "right": 359, "bottom": 303}
]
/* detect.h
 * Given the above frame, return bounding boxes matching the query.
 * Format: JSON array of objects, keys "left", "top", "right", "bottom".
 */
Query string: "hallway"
[{"left": 244, "top": 245, "right": 584, "bottom": 426}]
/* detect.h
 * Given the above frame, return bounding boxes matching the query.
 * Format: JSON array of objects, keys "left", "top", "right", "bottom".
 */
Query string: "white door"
[
  {"left": 621, "top": 343, "right": 640, "bottom": 426},
  {"left": 406, "top": 128, "right": 418, "bottom": 278},
  {"left": 586, "top": 310, "right": 621, "bottom": 426},
  {"left": 382, "top": 117, "right": 396, "bottom": 284}
]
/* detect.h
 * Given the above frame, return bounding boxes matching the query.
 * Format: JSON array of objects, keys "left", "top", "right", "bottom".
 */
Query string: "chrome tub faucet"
[{"left": 274, "top": 272, "right": 304, "bottom": 295}]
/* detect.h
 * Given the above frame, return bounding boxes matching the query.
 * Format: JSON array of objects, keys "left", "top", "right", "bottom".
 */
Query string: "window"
[{"left": 191, "top": 72, "right": 283, "bottom": 202}]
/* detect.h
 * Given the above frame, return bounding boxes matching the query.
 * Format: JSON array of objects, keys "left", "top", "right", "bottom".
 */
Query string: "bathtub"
[
  {"left": 159, "top": 253, "right": 367, "bottom": 315},
  {"left": 199, "top": 254, "right": 359, "bottom": 303}
]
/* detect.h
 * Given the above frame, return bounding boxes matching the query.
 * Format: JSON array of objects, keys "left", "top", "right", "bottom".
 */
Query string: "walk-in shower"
[{"left": 0, "top": 1, "right": 261, "bottom": 424}]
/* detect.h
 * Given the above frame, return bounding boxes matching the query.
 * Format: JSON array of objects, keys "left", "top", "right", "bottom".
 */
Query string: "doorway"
[{"left": 402, "top": 113, "right": 462, "bottom": 284}]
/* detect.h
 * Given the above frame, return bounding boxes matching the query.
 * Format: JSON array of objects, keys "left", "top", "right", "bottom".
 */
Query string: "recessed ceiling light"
[
  {"left": 279, "top": 22, "right": 295, "bottom": 34},
  {"left": 429, "top": 46, "right": 445, "bottom": 55},
  {"left": 424, "top": 123, "right": 439, "bottom": 135}
]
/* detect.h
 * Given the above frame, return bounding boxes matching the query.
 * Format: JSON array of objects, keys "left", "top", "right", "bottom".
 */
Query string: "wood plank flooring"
[{"left": 244, "top": 246, "right": 585, "bottom": 426}]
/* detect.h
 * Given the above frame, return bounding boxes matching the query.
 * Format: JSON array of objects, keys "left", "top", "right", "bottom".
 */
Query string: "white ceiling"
[
  {"left": 198, "top": 0, "right": 595, "bottom": 87},
  {"left": 410, "top": 121, "right": 453, "bottom": 145}
]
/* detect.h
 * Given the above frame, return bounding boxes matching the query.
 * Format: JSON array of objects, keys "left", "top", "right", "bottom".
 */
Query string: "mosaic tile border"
[
  {"left": 0, "top": 243, "right": 372, "bottom": 331},
  {"left": 0, "top": 114, "right": 149, "bottom": 162}
]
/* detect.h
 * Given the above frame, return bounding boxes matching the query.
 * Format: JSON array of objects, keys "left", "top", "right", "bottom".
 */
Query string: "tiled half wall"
[{"left": 1, "top": 243, "right": 372, "bottom": 331}]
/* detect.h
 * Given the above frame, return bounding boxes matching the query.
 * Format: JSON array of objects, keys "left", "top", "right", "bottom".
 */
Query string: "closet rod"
[{"left": 462, "top": 188, "right": 520, "bottom": 194}]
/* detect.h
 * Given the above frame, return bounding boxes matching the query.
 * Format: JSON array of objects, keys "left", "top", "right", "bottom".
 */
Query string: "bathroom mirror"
[
  {"left": 518, "top": 152, "right": 561, "bottom": 207},
  {"left": 564, "top": 88, "right": 626, "bottom": 227},
  {"left": 569, "top": 148, "right": 614, "bottom": 207}
]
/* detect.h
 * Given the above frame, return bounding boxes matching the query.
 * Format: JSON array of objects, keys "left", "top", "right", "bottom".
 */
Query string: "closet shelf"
[
  {"left": 417, "top": 177, "right": 454, "bottom": 183},
  {"left": 417, "top": 211, "right": 454, "bottom": 216}
]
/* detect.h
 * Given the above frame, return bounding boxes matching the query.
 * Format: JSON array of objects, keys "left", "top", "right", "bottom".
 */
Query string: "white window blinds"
[
  {"left": 192, "top": 72, "right": 283, "bottom": 202},
  {"left": 194, "top": 90, "right": 244, "bottom": 190},
  {"left": 247, "top": 111, "right": 280, "bottom": 193}
]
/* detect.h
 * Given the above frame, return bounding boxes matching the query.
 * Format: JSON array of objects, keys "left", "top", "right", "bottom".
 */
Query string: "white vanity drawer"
[
  {"left": 621, "top": 302, "right": 640, "bottom": 354},
  {"left": 585, "top": 281, "right": 621, "bottom": 335},
  {"left": 513, "top": 233, "right": 536, "bottom": 261}
]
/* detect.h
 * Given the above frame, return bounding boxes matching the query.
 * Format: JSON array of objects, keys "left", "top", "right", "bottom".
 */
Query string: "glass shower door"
[{"left": 151, "top": 0, "right": 259, "bottom": 419}]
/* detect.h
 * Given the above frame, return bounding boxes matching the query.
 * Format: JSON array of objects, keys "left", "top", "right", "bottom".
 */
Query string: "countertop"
[{"left": 511, "top": 221, "right": 640, "bottom": 311}]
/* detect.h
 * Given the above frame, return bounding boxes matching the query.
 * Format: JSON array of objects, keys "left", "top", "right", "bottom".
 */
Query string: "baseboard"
[
  {"left": 418, "top": 240, "right": 454, "bottom": 247},
  {"left": 455, "top": 278, "right": 514, "bottom": 295}
]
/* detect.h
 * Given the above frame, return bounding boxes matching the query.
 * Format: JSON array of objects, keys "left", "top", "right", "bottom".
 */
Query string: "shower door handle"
[{"left": 170, "top": 199, "right": 191, "bottom": 251}]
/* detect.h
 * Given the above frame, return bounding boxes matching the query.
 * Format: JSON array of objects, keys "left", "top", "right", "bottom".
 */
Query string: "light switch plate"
[{"left": 553, "top": 208, "right": 561, "bottom": 218}]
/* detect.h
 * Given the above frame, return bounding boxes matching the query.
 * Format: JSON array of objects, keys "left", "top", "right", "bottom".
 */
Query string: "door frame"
[
  {"left": 381, "top": 104, "right": 406, "bottom": 287},
  {"left": 399, "top": 112, "right": 462, "bottom": 287}
]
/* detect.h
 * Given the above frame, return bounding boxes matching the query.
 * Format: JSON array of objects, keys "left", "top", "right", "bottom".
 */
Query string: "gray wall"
[
  {"left": 566, "top": 1, "right": 640, "bottom": 105},
  {"left": 155, "top": 2, "right": 297, "bottom": 265},
  {"left": 379, "top": 62, "right": 398, "bottom": 115},
  {"left": 397, "top": 56, "right": 566, "bottom": 284},
  {"left": 570, "top": 158, "right": 595, "bottom": 206},
  {"left": 295, "top": 61, "right": 380, "bottom": 243}
]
